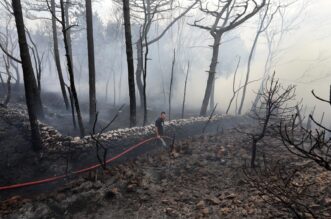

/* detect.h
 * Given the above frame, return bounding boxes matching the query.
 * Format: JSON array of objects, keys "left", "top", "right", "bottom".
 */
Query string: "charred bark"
[
  {"left": 181, "top": 61, "right": 190, "bottom": 119},
  {"left": 12, "top": 0, "right": 42, "bottom": 150},
  {"left": 122, "top": 0, "right": 137, "bottom": 127},
  {"left": 51, "top": 0, "right": 69, "bottom": 110},
  {"left": 200, "top": 34, "right": 221, "bottom": 116},
  {"left": 85, "top": 0, "right": 97, "bottom": 125},
  {"left": 168, "top": 49, "right": 175, "bottom": 121},
  {"left": 60, "top": 0, "right": 85, "bottom": 137}
]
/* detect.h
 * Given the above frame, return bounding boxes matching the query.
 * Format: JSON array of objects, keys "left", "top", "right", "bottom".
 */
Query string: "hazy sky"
[{"left": 93, "top": 0, "right": 331, "bottom": 113}]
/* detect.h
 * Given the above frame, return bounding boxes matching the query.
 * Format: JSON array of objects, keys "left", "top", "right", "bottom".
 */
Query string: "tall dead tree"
[
  {"left": 141, "top": 0, "right": 151, "bottom": 126},
  {"left": 181, "top": 61, "right": 190, "bottom": 119},
  {"left": 192, "top": 0, "right": 266, "bottom": 116},
  {"left": 0, "top": 17, "right": 15, "bottom": 107},
  {"left": 122, "top": 0, "right": 137, "bottom": 127},
  {"left": 251, "top": 1, "right": 303, "bottom": 111},
  {"left": 168, "top": 49, "right": 175, "bottom": 121},
  {"left": 47, "top": 0, "right": 85, "bottom": 136},
  {"left": 60, "top": 0, "right": 85, "bottom": 136},
  {"left": 1, "top": 1, "right": 44, "bottom": 118},
  {"left": 64, "top": 0, "right": 73, "bottom": 64},
  {"left": 120, "top": 0, "right": 198, "bottom": 108},
  {"left": 26, "top": 28, "right": 44, "bottom": 93},
  {"left": 85, "top": 0, "right": 96, "bottom": 126},
  {"left": 12, "top": 0, "right": 42, "bottom": 150},
  {"left": 238, "top": 0, "right": 277, "bottom": 115},
  {"left": 51, "top": 0, "right": 69, "bottom": 109},
  {"left": 1, "top": 54, "right": 12, "bottom": 107}
]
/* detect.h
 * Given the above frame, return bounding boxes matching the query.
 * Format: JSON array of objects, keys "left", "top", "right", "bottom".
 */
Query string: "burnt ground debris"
[{"left": 1, "top": 128, "right": 330, "bottom": 218}]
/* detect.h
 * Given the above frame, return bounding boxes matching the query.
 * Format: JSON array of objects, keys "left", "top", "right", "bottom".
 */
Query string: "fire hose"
[{"left": 0, "top": 136, "right": 171, "bottom": 191}]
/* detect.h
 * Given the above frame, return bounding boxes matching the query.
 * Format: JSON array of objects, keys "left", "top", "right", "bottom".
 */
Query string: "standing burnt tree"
[
  {"left": 251, "top": 1, "right": 304, "bottom": 111},
  {"left": 24, "top": 0, "right": 71, "bottom": 109},
  {"left": 238, "top": 0, "right": 280, "bottom": 115},
  {"left": 51, "top": 0, "right": 69, "bottom": 109},
  {"left": 118, "top": 0, "right": 198, "bottom": 108},
  {"left": 85, "top": 0, "right": 96, "bottom": 126},
  {"left": 239, "top": 73, "right": 297, "bottom": 168},
  {"left": 122, "top": 0, "right": 137, "bottom": 127},
  {"left": 191, "top": 0, "right": 266, "bottom": 116},
  {"left": 0, "top": 16, "right": 17, "bottom": 107},
  {"left": 11, "top": 0, "right": 42, "bottom": 150},
  {"left": 47, "top": 0, "right": 85, "bottom": 137}
]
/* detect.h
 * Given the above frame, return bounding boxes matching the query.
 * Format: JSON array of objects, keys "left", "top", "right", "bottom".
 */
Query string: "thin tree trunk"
[
  {"left": 3, "top": 57, "right": 11, "bottom": 107},
  {"left": 85, "top": 0, "right": 97, "bottom": 125},
  {"left": 0, "top": 73, "right": 5, "bottom": 90},
  {"left": 65, "top": 0, "right": 73, "bottom": 65},
  {"left": 142, "top": 36, "right": 148, "bottom": 126},
  {"left": 67, "top": 86, "right": 77, "bottom": 129},
  {"left": 122, "top": 0, "right": 137, "bottom": 127},
  {"left": 135, "top": 39, "right": 144, "bottom": 108},
  {"left": 60, "top": 0, "right": 85, "bottom": 137},
  {"left": 26, "top": 29, "right": 42, "bottom": 93},
  {"left": 10, "top": 59, "right": 20, "bottom": 87},
  {"left": 238, "top": 29, "right": 262, "bottom": 115},
  {"left": 3, "top": 74, "right": 11, "bottom": 106},
  {"left": 105, "top": 73, "right": 110, "bottom": 102},
  {"left": 200, "top": 34, "right": 221, "bottom": 116},
  {"left": 226, "top": 57, "right": 241, "bottom": 114},
  {"left": 12, "top": 0, "right": 42, "bottom": 150},
  {"left": 142, "top": 0, "right": 151, "bottom": 126},
  {"left": 51, "top": 0, "right": 69, "bottom": 109},
  {"left": 209, "top": 77, "right": 215, "bottom": 112},
  {"left": 113, "top": 72, "right": 116, "bottom": 106},
  {"left": 181, "top": 61, "right": 190, "bottom": 119},
  {"left": 169, "top": 49, "right": 175, "bottom": 121}
]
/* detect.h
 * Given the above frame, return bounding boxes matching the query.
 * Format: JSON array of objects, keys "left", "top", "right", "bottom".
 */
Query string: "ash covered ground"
[
  {"left": 1, "top": 128, "right": 331, "bottom": 219},
  {"left": 1, "top": 88, "right": 330, "bottom": 219}
]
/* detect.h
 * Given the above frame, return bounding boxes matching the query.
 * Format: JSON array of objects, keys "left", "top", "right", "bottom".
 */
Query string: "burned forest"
[{"left": 0, "top": 0, "right": 331, "bottom": 218}]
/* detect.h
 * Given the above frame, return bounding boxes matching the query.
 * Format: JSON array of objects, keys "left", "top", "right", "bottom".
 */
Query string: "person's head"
[{"left": 160, "top": 112, "right": 166, "bottom": 120}]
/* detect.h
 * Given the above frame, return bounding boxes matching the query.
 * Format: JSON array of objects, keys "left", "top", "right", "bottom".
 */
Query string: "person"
[{"left": 155, "top": 112, "right": 166, "bottom": 138}]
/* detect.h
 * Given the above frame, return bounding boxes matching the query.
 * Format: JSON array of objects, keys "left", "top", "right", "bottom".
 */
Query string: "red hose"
[{"left": 0, "top": 136, "right": 169, "bottom": 191}]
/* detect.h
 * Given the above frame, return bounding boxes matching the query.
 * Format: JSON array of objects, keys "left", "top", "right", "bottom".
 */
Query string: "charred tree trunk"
[
  {"left": 51, "top": 0, "right": 69, "bottom": 110},
  {"left": 64, "top": 0, "right": 73, "bottom": 65},
  {"left": 135, "top": 39, "right": 144, "bottom": 108},
  {"left": 60, "top": 0, "right": 85, "bottom": 137},
  {"left": 3, "top": 74, "right": 11, "bottom": 106},
  {"left": 122, "top": 0, "right": 137, "bottom": 127},
  {"left": 85, "top": 0, "right": 97, "bottom": 125},
  {"left": 12, "top": 0, "right": 42, "bottom": 150},
  {"left": 142, "top": 0, "right": 151, "bottom": 126},
  {"left": 237, "top": 31, "right": 259, "bottom": 115},
  {"left": 168, "top": 49, "right": 175, "bottom": 121},
  {"left": 238, "top": 5, "right": 270, "bottom": 115},
  {"left": 67, "top": 86, "right": 77, "bottom": 129},
  {"left": 209, "top": 77, "right": 215, "bottom": 113},
  {"left": 181, "top": 61, "right": 190, "bottom": 119},
  {"left": 142, "top": 37, "right": 148, "bottom": 126},
  {"left": 113, "top": 72, "right": 116, "bottom": 106},
  {"left": 2, "top": 55, "right": 11, "bottom": 107},
  {"left": 10, "top": 59, "right": 20, "bottom": 88},
  {"left": 200, "top": 34, "right": 221, "bottom": 116}
]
